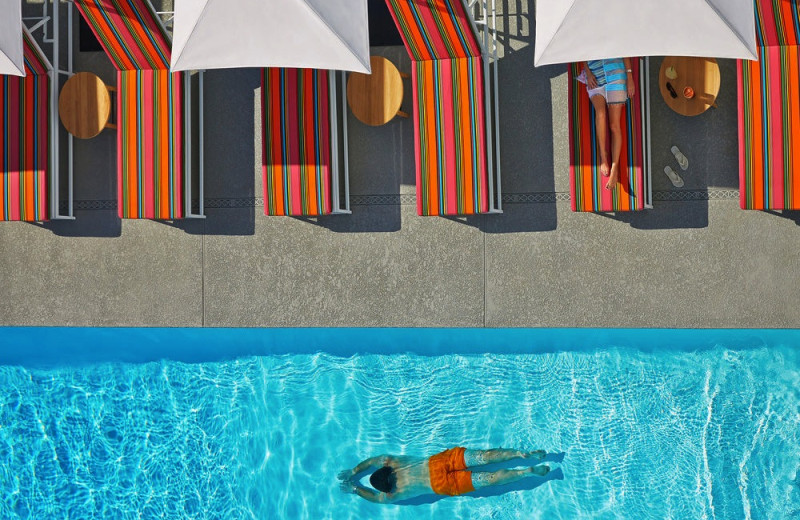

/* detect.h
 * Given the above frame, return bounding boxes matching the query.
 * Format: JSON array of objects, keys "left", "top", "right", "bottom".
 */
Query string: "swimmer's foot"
[
  {"left": 530, "top": 465, "right": 550, "bottom": 477},
  {"left": 524, "top": 450, "right": 546, "bottom": 461},
  {"left": 605, "top": 164, "right": 619, "bottom": 190}
]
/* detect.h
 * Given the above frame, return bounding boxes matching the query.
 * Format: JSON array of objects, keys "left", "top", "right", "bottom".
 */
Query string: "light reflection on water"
[{"left": 0, "top": 346, "right": 798, "bottom": 519}]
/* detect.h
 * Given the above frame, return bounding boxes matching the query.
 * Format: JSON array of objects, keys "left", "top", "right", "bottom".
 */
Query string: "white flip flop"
[
  {"left": 664, "top": 166, "right": 684, "bottom": 188},
  {"left": 671, "top": 146, "right": 689, "bottom": 170}
]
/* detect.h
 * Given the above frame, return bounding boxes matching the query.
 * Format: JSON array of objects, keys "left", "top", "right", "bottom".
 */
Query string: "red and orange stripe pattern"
[
  {"left": 74, "top": 0, "right": 182, "bottom": 219},
  {"left": 568, "top": 60, "right": 646, "bottom": 212},
  {"left": 384, "top": 0, "right": 488, "bottom": 216},
  {"left": 738, "top": 0, "right": 800, "bottom": 210},
  {"left": 415, "top": 57, "right": 487, "bottom": 215},
  {"left": 385, "top": 0, "right": 481, "bottom": 60},
  {"left": 74, "top": 0, "right": 170, "bottom": 70},
  {"left": 117, "top": 70, "right": 182, "bottom": 219},
  {"left": 262, "top": 68, "right": 331, "bottom": 216},
  {"left": 1, "top": 28, "right": 49, "bottom": 222}
]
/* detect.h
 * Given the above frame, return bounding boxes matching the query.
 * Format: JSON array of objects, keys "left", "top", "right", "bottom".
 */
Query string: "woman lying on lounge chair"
[{"left": 582, "top": 57, "right": 636, "bottom": 190}]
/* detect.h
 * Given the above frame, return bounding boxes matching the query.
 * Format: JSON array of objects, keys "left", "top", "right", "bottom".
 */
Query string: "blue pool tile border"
[{"left": 1, "top": 327, "right": 797, "bottom": 367}]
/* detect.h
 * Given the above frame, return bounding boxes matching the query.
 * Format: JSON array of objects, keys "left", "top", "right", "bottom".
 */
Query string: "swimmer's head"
[{"left": 369, "top": 466, "right": 396, "bottom": 493}]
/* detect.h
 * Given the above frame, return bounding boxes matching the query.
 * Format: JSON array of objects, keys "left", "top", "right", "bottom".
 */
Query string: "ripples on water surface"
[{"left": 1, "top": 346, "right": 799, "bottom": 519}]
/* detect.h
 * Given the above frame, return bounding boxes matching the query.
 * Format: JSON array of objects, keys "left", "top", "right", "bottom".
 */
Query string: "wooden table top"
[
  {"left": 658, "top": 57, "right": 720, "bottom": 117},
  {"left": 347, "top": 56, "right": 404, "bottom": 126},
  {"left": 58, "top": 72, "right": 112, "bottom": 139}
]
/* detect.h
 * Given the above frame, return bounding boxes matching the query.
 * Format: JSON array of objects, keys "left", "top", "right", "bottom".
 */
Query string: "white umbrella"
[
  {"left": 171, "top": 0, "right": 371, "bottom": 73},
  {"left": 0, "top": 0, "right": 24, "bottom": 76},
  {"left": 534, "top": 0, "right": 757, "bottom": 66}
]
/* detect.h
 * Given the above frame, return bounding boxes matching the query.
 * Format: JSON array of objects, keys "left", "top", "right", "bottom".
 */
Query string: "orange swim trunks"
[{"left": 428, "top": 447, "right": 475, "bottom": 496}]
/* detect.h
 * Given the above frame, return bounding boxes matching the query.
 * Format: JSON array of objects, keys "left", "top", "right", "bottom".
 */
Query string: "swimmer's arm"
[
  {"left": 353, "top": 483, "right": 393, "bottom": 503},
  {"left": 351, "top": 455, "right": 391, "bottom": 475}
]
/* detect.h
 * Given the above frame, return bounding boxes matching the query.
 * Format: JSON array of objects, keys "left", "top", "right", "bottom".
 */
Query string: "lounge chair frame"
[
  {"left": 27, "top": 0, "right": 205, "bottom": 220},
  {"left": 330, "top": 71, "right": 351, "bottom": 214},
  {"left": 23, "top": 2, "right": 71, "bottom": 220}
]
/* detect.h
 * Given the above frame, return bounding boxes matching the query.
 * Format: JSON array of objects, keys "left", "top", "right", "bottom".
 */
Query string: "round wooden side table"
[
  {"left": 347, "top": 56, "right": 409, "bottom": 126},
  {"left": 658, "top": 57, "right": 720, "bottom": 117},
  {"left": 58, "top": 72, "right": 116, "bottom": 139}
]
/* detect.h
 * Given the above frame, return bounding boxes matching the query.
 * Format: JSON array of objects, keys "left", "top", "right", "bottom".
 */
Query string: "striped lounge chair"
[
  {"left": 568, "top": 59, "right": 652, "bottom": 212},
  {"left": 74, "top": 0, "right": 189, "bottom": 219},
  {"left": 262, "top": 68, "right": 349, "bottom": 216},
  {"left": 738, "top": 0, "right": 800, "bottom": 210},
  {"left": 1, "top": 27, "right": 51, "bottom": 221},
  {"left": 384, "top": 0, "right": 501, "bottom": 216}
]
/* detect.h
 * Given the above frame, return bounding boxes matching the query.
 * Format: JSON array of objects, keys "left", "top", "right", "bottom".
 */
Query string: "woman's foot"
[
  {"left": 599, "top": 161, "right": 610, "bottom": 177},
  {"left": 605, "top": 163, "right": 619, "bottom": 190},
  {"left": 529, "top": 465, "right": 550, "bottom": 476}
]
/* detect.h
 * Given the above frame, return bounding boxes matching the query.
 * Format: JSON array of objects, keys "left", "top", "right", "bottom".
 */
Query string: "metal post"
[
  {"left": 491, "top": 0, "right": 502, "bottom": 212},
  {"left": 328, "top": 71, "right": 340, "bottom": 213},
  {"left": 51, "top": 0, "right": 60, "bottom": 218},
  {"left": 184, "top": 71, "right": 191, "bottom": 217},
  {"left": 67, "top": 2, "right": 74, "bottom": 218},
  {"left": 199, "top": 70, "right": 204, "bottom": 216},
  {"left": 644, "top": 57, "right": 653, "bottom": 209},
  {"left": 341, "top": 71, "right": 350, "bottom": 213}
]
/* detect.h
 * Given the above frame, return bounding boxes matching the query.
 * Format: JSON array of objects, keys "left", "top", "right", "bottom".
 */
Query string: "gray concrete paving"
[{"left": 2, "top": 1, "right": 799, "bottom": 328}]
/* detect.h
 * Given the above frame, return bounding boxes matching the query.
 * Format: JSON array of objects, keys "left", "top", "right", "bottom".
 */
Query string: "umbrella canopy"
[
  {"left": 534, "top": 0, "right": 757, "bottom": 66},
  {"left": 0, "top": 0, "right": 24, "bottom": 76},
  {"left": 171, "top": 0, "right": 371, "bottom": 73}
]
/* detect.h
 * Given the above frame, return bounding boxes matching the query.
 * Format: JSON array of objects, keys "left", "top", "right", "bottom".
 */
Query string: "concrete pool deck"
[{"left": 2, "top": 1, "right": 798, "bottom": 328}]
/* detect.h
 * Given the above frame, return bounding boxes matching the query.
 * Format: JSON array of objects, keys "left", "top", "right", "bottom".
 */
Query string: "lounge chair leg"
[{"left": 396, "top": 109, "right": 409, "bottom": 118}]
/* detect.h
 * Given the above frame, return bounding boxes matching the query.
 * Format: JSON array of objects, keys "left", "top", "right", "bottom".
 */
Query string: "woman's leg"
[
  {"left": 589, "top": 95, "right": 610, "bottom": 177},
  {"left": 606, "top": 103, "right": 624, "bottom": 190},
  {"left": 471, "top": 466, "right": 550, "bottom": 489},
  {"left": 463, "top": 448, "right": 545, "bottom": 467}
]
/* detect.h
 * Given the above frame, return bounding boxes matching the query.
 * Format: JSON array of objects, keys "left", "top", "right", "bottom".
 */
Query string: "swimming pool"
[{"left": 1, "top": 328, "right": 798, "bottom": 519}]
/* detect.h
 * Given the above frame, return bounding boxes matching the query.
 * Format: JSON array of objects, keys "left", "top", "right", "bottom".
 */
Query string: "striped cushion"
[
  {"left": 1, "top": 29, "right": 49, "bottom": 221},
  {"left": 568, "top": 59, "right": 647, "bottom": 212},
  {"left": 384, "top": 0, "right": 490, "bottom": 216},
  {"left": 414, "top": 57, "right": 487, "bottom": 215},
  {"left": 384, "top": 0, "right": 481, "bottom": 60},
  {"left": 738, "top": 0, "right": 800, "bottom": 210},
  {"left": 262, "top": 68, "right": 332, "bottom": 216},
  {"left": 74, "top": 0, "right": 183, "bottom": 219},
  {"left": 118, "top": 70, "right": 183, "bottom": 219},
  {"left": 74, "top": 0, "right": 170, "bottom": 69}
]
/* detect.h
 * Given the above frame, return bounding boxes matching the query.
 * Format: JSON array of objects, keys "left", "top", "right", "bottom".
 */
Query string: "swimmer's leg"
[
  {"left": 463, "top": 448, "right": 546, "bottom": 467},
  {"left": 471, "top": 466, "right": 550, "bottom": 489}
]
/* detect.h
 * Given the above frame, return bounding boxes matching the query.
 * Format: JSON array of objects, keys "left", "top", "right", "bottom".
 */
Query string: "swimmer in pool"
[{"left": 337, "top": 447, "right": 549, "bottom": 503}]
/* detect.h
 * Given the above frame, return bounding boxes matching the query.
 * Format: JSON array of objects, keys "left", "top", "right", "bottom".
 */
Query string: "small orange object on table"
[
  {"left": 58, "top": 72, "right": 116, "bottom": 139},
  {"left": 347, "top": 55, "right": 409, "bottom": 126},
  {"left": 658, "top": 56, "right": 720, "bottom": 117}
]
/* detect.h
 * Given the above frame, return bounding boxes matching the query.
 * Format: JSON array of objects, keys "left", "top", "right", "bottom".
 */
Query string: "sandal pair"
[{"left": 664, "top": 146, "right": 688, "bottom": 187}]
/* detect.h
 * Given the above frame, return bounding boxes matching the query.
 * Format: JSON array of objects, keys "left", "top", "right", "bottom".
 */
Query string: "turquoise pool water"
[{"left": 0, "top": 328, "right": 799, "bottom": 519}]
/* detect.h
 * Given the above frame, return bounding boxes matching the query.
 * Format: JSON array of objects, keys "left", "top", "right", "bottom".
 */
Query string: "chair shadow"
[
  {"left": 765, "top": 210, "right": 800, "bottom": 225},
  {"left": 594, "top": 196, "right": 710, "bottom": 229},
  {"left": 37, "top": 211, "right": 122, "bottom": 238},
  {"left": 394, "top": 453, "right": 566, "bottom": 507},
  {"left": 482, "top": 0, "right": 559, "bottom": 233},
  {"left": 293, "top": 204, "right": 402, "bottom": 233}
]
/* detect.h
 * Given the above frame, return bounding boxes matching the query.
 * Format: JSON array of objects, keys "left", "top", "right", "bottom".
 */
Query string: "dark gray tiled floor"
[{"left": 3, "top": 0, "right": 799, "bottom": 328}]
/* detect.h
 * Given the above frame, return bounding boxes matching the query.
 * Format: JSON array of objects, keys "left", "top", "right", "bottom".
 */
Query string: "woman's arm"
[
  {"left": 624, "top": 57, "right": 635, "bottom": 98},
  {"left": 583, "top": 61, "right": 597, "bottom": 89}
]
